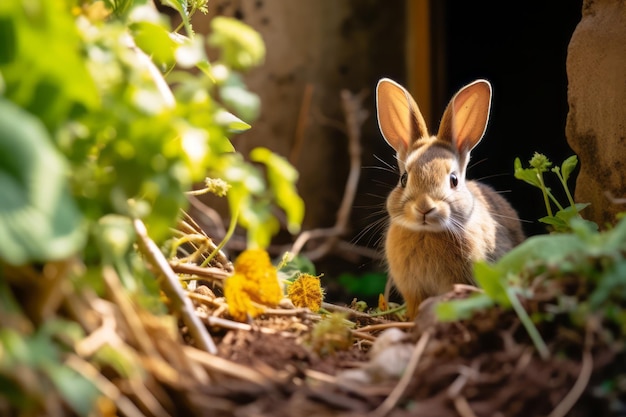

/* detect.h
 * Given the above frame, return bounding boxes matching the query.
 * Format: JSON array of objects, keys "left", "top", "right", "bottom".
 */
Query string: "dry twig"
[
  {"left": 290, "top": 89, "right": 369, "bottom": 261},
  {"left": 170, "top": 262, "right": 231, "bottom": 282},
  {"left": 183, "top": 346, "right": 274, "bottom": 386},
  {"left": 547, "top": 326, "right": 594, "bottom": 417},
  {"left": 322, "top": 302, "right": 392, "bottom": 324},
  {"left": 133, "top": 218, "right": 217, "bottom": 354},
  {"left": 369, "top": 330, "right": 432, "bottom": 417}
]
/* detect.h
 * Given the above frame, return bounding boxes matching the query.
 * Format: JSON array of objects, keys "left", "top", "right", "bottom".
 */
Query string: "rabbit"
[{"left": 375, "top": 78, "right": 525, "bottom": 320}]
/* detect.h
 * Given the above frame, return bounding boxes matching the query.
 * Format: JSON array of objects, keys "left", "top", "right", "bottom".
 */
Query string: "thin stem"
[
  {"left": 173, "top": 5, "right": 197, "bottom": 35},
  {"left": 546, "top": 189, "right": 564, "bottom": 211},
  {"left": 201, "top": 207, "right": 239, "bottom": 268},
  {"left": 186, "top": 187, "right": 211, "bottom": 196},
  {"left": 368, "top": 303, "right": 407, "bottom": 317},
  {"left": 536, "top": 171, "right": 554, "bottom": 217},
  {"left": 555, "top": 170, "right": 577, "bottom": 208},
  {"left": 507, "top": 287, "right": 549, "bottom": 360}
]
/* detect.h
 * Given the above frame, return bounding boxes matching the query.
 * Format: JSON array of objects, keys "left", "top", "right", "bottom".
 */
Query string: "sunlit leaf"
[
  {"left": 0, "top": 99, "right": 85, "bottom": 265},
  {"left": 161, "top": 0, "right": 192, "bottom": 35},
  {"left": 208, "top": 16, "right": 265, "bottom": 70},
  {"left": 92, "top": 344, "right": 144, "bottom": 379},
  {"left": 174, "top": 35, "right": 207, "bottom": 68},
  {"left": 513, "top": 158, "right": 541, "bottom": 188},
  {"left": 213, "top": 109, "right": 251, "bottom": 133},
  {"left": 250, "top": 147, "right": 304, "bottom": 234},
  {"left": 280, "top": 254, "right": 316, "bottom": 279},
  {"left": 131, "top": 21, "right": 177, "bottom": 66},
  {"left": 496, "top": 233, "right": 587, "bottom": 273},
  {"left": 561, "top": 155, "right": 578, "bottom": 182},
  {"left": 220, "top": 85, "right": 260, "bottom": 123},
  {"left": 0, "top": 0, "right": 99, "bottom": 130},
  {"left": 473, "top": 261, "right": 510, "bottom": 306},
  {"left": 436, "top": 294, "right": 494, "bottom": 321}
]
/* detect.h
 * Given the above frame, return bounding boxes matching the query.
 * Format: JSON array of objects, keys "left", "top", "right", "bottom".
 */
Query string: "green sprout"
[{"left": 514, "top": 153, "right": 593, "bottom": 233}]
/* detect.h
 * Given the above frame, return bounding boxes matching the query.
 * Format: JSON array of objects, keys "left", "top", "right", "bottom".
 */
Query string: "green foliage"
[
  {"left": 250, "top": 148, "right": 304, "bottom": 235},
  {"left": 438, "top": 152, "right": 626, "bottom": 357},
  {"left": 0, "top": 99, "right": 84, "bottom": 265},
  {"left": 0, "top": 0, "right": 302, "bottom": 261},
  {"left": 514, "top": 153, "right": 595, "bottom": 232},
  {"left": 208, "top": 16, "right": 265, "bottom": 70},
  {"left": 437, "top": 216, "right": 626, "bottom": 355},
  {"left": 338, "top": 271, "right": 387, "bottom": 297},
  {"left": 0, "top": 280, "right": 99, "bottom": 414},
  {"left": 278, "top": 252, "right": 317, "bottom": 281},
  {"left": 0, "top": 1, "right": 304, "bottom": 414}
]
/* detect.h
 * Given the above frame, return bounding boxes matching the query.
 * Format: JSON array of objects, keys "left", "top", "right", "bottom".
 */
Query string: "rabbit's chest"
[{"left": 385, "top": 226, "right": 473, "bottom": 290}]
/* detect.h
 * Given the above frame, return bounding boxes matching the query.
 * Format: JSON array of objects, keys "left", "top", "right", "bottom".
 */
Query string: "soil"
[{"left": 174, "top": 275, "right": 625, "bottom": 417}]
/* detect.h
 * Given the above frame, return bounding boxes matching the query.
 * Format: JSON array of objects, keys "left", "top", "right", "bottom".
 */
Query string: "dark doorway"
[{"left": 437, "top": 1, "right": 583, "bottom": 235}]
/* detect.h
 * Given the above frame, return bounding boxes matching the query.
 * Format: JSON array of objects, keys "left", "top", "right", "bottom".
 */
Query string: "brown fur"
[{"left": 376, "top": 78, "right": 525, "bottom": 319}]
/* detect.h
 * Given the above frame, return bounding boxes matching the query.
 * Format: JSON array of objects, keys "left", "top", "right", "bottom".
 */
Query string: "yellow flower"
[
  {"left": 287, "top": 274, "right": 324, "bottom": 312},
  {"left": 224, "top": 249, "right": 283, "bottom": 321}
]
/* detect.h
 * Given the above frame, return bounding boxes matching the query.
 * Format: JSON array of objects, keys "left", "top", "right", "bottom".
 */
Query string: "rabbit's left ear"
[
  {"left": 438, "top": 79, "right": 492, "bottom": 155},
  {"left": 376, "top": 78, "right": 429, "bottom": 153}
]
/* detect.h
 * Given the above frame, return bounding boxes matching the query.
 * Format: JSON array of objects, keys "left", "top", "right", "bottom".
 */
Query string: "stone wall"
[{"left": 566, "top": 0, "right": 626, "bottom": 227}]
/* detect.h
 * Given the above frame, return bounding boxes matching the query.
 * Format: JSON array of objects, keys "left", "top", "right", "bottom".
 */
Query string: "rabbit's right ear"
[{"left": 376, "top": 78, "right": 429, "bottom": 153}]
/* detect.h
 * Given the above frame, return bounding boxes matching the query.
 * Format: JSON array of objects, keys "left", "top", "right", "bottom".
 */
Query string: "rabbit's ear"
[
  {"left": 438, "top": 79, "right": 492, "bottom": 155},
  {"left": 376, "top": 78, "right": 429, "bottom": 153}
]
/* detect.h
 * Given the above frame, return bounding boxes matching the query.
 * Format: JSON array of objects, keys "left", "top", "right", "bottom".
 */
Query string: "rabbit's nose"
[{"left": 412, "top": 203, "right": 435, "bottom": 217}]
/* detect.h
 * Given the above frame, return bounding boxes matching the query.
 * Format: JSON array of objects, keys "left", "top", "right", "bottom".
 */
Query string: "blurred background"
[{"left": 169, "top": 0, "right": 584, "bottom": 303}]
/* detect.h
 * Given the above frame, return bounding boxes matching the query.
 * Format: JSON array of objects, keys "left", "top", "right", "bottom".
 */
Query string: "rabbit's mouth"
[{"left": 394, "top": 214, "right": 448, "bottom": 233}]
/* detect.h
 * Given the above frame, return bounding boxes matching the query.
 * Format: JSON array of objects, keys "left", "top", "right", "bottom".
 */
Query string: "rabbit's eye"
[
  {"left": 450, "top": 173, "right": 458, "bottom": 188},
  {"left": 400, "top": 172, "right": 408, "bottom": 187}
]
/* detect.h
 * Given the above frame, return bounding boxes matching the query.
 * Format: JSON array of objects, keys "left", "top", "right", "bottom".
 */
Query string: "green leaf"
[
  {"left": 250, "top": 147, "right": 304, "bottom": 234},
  {"left": 43, "top": 364, "right": 100, "bottom": 416},
  {"left": 208, "top": 17, "right": 265, "bottom": 70},
  {"left": 131, "top": 21, "right": 177, "bottom": 66},
  {"left": 161, "top": 0, "right": 192, "bottom": 35},
  {"left": 473, "top": 261, "right": 510, "bottom": 306},
  {"left": 435, "top": 293, "right": 494, "bottom": 321},
  {"left": 0, "top": 16, "right": 16, "bottom": 64},
  {"left": 0, "top": 0, "right": 99, "bottom": 130},
  {"left": 538, "top": 215, "right": 569, "bottom": 232},
  {"left": 174, "top": 34, "right": 207, "bottom": 69},
  {"left": 561, "top": 155, "right": 578, "bottom": 182},
  {"left": 240, "top": 198, "right": 279, "bottom": 248},
  {"left": 513, "top": 158, "right": 541, "bottom": 188},
  {"left": 92, "top": 344, "right": 143, "bottom": 379},
  {"left": 280, "top": 254, "right": 316, "bottom": 280},
  {"left": 219, "top": 85, "right": 261, "bottom": 123},
  {"left": 496, "top": 233, "right": 587, "bottom": 273},
  {"left": 213, "top": 109, "right": 251, "bottom": 133},
  {"left": 103, "top": 0, "right": 135, "bottom": 16},
  {"left": 597, "top": 214, "right": 626, "bottom": 253},
  {"left": 553, "top": 204, "right": 585, "bottom": 220},
  {"left": 0, "top": 100, "right": 85, "bottom": 265}
]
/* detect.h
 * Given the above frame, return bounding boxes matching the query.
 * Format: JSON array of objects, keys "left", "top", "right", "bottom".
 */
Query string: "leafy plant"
[
  {"left": 437, "top": 215, "right": 626, "bottom": 357},
  {"left": 0, "top": 0, "right": 304, "bottom": 413},
  {"left": 436, "top": 152, "right": 626, "bottom": 359},
  {"left": 1, "top": 0, "right": 303, "bottom": 259},
  {"left": 514, "top": 153, "right": 595, "bottom": 232}
]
